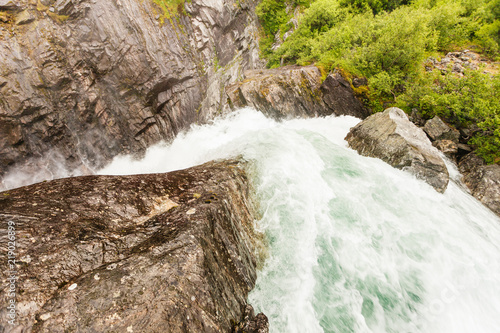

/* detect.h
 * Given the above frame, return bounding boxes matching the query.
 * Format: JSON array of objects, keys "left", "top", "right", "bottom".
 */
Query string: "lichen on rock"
[{"left": 226, "top": 65, "right": 369, "bottom": 120}]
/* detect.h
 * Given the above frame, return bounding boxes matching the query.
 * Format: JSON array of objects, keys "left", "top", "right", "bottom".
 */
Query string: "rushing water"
[
  {"left": 99, "top": 108, "right": 500, "bottom": 332},
  {"left": 12, "top": 107, "right": 496, "bottom": 332}
]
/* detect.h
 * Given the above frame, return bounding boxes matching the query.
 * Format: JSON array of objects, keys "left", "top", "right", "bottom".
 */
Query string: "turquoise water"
[{"left": 99, "top": 108, "right": 500, "bottom": 332}]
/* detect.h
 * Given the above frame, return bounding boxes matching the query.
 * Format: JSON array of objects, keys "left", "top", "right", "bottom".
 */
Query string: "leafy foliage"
[
  {"left": 338, "top": 0, "right": 410, "bottom": 15},
  {"left": 256, "top": 0, "right": 315, "bottom": 57},
  {"left": 153, "top": 0, "right": 188, "bottom": 23},
  {"left": 257, "top": 0, "right": 500, "bottom": 162},
  {"left": 398, "top": 70, "right": 500, "bottom": 163},
  {"left": 256, "top": 0, "right": 289, "bottom": 37}
]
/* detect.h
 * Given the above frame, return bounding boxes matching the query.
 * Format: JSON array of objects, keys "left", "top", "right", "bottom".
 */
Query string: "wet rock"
[
  {"left": 233, "top": 304, "right": 269, "bottom": 333},
  {"left": 424, "top": 116, "right": 460, "bottom": 142},
  {"left": 459, "top": 153, "right": 500, "bottom": 217},
  {"left": 433, "top": 139, "right": 458, "bottom": 156},
  {"left": 226, "top": 66, "right": 369, "bottom": 120},
  {"left": 226, "top": 65, "right": 328, "bottom": 119},
  {"left": 0, "top": 159, "right": 267, "bottom": 332},
  {"left": 0, "top": 0, "right": 263, "bottom": 182},
  {"left": 345, "top": 107, "right": 449, "bottom": 193}
]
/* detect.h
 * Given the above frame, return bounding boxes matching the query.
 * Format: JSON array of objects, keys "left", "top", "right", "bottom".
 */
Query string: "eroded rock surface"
[
  {"left": 459, "top": 153, "right": 500, "bottom": 217},
  {"left": 0, "top": 159, "right": 267, "bottom": 332},
  {"left": 345, "top": 107, "right": 449, "bottom": 193},
  {"left": 0, "top": 0, "right": 262, "bottom": 184},
  {"left": 424, "top": 116, "right": 460, "bottom": 142},
  {"left": 226, "top": 66, "right": 369, "bottom": 119}
]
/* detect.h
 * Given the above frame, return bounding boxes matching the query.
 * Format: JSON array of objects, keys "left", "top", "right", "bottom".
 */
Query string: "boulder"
[
  {"left": 459, "top": 153, "right": 500, "bottom": 217},
  {"left": 423, "top": 116, "right": 460, "bottom": 142},
  {"left": 345, "top": 107, "right": 449, "bottom": 193},
  {"left": 433, "top": 139, "right": 458, "bottom": 156},
  {"left": 0, "top": 159, "right": 267, "bottom": 332},
  {"left": 226, "top": 66, "right": 369, "bottom": 120}
]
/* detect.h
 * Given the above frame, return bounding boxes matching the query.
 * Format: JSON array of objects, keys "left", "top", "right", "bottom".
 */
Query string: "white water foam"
[
  {"left": 99, "top": 108, "right": 500, "bottom": 332},
  {"left": 4, "top": 107, "right": 497, "bottom": 332}
]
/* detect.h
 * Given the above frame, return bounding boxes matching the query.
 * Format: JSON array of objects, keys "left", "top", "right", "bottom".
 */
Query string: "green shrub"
[
  {"left": 256, "top": 0, "right": 289, "bottom": 37},
  {"left": 338, "top": 0, "right": 410, "bottom": 14},
  {"left": 257, "top": 0, "right": 500, "bottom": 162},
  {"left": 153, "top": 0, "right": 188, "bottom": 22},
  {"left": 398, "top": 70, "right": 500, "bottom": 163}
]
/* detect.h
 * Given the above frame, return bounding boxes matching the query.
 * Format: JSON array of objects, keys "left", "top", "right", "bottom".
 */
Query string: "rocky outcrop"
[
  {"left": 345, "top": 107, "right": 449, "bottom": 193},
  {"left": 0, "top": 159, "right": 267, "bottom": 332},
  {"left": 459, "top": 153, "right": 500, "bottom": 217},
  {"left": 0, "top": 0, "right": 263, "bottom": 185},
  {"left": 423, "top": 116, "right": 461, "bottom": 158},
  {"left": 233, "top": 304, "right": 269, "bottom": 333},
  {"left": 320, "top": 71, "right": 371, "bottom": 119},
  {"left": 226, "top": 66, "right": 369, "bottom": 120},
  {"left": 425, "top": 50, "right": 497, "bottom": 76},
  {"left": 424, "top": 116, "right": 460, "bottom": 142}
]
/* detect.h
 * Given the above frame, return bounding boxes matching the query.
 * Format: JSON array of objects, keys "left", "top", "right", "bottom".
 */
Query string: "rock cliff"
[
  {"left": 0, "top": 159, "right": 268, "bottom": 332},
  {"left": 0, "top": 0, "right": 262, "bottom": 185},
  {"left": 345, "top": 107, "right": 449, "bottom": 193},
  {"left": 226, "top": 66, "right": 369, "bottom": 119}
]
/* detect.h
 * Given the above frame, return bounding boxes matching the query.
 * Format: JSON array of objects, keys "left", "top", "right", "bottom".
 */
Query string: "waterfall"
[
  {"left": 6, "top": 107, "right": 496, "bottom": 332},
  {"left": 99, "top": 107, "right": 500, "bottom": 332}
]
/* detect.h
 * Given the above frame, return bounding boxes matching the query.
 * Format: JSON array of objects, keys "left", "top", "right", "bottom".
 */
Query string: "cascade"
[
  {"left": 100, "top": 108, "right": 500, "bottom": 332},
  {"left": 4, "top": 108, "right": 500, "bottom": 332}
]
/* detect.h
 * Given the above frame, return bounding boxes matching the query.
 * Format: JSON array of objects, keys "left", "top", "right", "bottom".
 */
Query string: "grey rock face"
[
  {"left": 0, "top": 159, "right": 267, "bottom": 332},
  {"left": 433, "top": 139, "right": 458, "bottom": 156},
  {"left": 0, "top": 0, "right": 22, "bottom": 10},
  {"left": 459, "top": 153, "right": 500, "bottom": 217},
  {"left": 320, "top": 72, "right": 370, "bottom": 119},
  {"left": 0, "top": 0, "right": 262, "bottom": 183},
  {"left": 345, "top": 107, "right": 449, "bottom": 193},
  {"left": 424, "top": 116, "right": 460, "bottom": 142},
  {"left": 226, "top": 66, "right": 369, "bottom": 120}
]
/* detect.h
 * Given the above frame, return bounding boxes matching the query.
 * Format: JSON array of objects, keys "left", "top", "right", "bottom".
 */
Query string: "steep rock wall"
[{"left": 0, "top": 0, "right": 262, "bottom": 184}]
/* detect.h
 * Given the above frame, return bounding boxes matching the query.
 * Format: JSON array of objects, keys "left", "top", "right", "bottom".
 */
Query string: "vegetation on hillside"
[
  {"left": 152, "top": 0, "right": 189, "bottom": 23},
  {"left": 256, "top": 0, "right": 500, "bottom": 163}
]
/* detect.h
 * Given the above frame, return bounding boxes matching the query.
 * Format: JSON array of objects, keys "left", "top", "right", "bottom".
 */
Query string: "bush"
[
  {"left": 338, "top": 0, "right": 410, "bottom": 15},
  {"left": 258, "top": 0, "right": 500, "bottom": 162},
  {"left": 256, "top": 0, "right": 289, "bottom": 37},
  {"left": 398, "top": 70, "right": 500, "bottom": 163}
]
